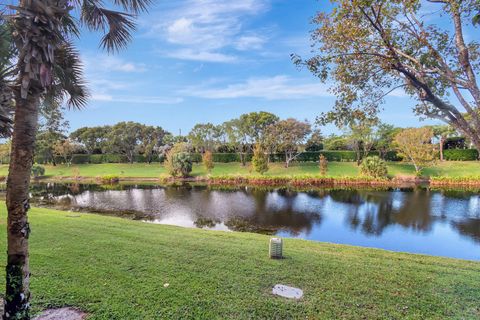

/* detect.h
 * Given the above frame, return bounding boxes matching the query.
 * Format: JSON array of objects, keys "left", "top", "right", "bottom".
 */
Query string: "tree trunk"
[
  {"left": 285, "top": 152, "right": 289, "bottom": 168},
  {"left": 439, "top": 136, "right": 445, "bottom": 162},
  {"left": 4, "top": 92, "right": 40, "bottom": 320}
]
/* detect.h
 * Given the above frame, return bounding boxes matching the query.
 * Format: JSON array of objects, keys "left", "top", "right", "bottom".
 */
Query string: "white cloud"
[
  {"left": 84, "top": 55, "right": 147, "bottom": 73},
  {"left": 234, "top": 35, "right": 266, "bottom": 51},
  {"left": 163, "top": 49, "right": 237, "bottom": 63},
  {"left": 91, "top": 94, "right": 183, "bottom": 104},
  {"left": 147, "top": 0, "right": 270, "bottom": 62},
  {"left": 181, "top": 75, "right": 333, "bottom": 100}
]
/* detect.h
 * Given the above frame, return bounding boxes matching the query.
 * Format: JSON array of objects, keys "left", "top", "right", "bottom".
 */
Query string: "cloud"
[
  {"left": 91, "top": 94, "right": 183, "bottom": 104},
  {"left": 181, "top": 75, "right": 333, "bottom": 100},
  {"left": 163, "top": 49, "right": 237, "bottom": 63},
  {"left": 84, "top": 54, "right": 147, "bottom": 73},
  {"left": 147, "top": 0, "right": 270, "bottom": 62},
  {"left": 234, "top": 35, "right": 267, "bottom": 51}
]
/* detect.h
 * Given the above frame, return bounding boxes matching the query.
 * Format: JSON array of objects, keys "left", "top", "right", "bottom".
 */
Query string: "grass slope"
[
  {"left": 1, "top": 161, "right": 479, "bottom": 179},
  {"left": 0, "top": 207, "right": 479, "bottom": 319}
]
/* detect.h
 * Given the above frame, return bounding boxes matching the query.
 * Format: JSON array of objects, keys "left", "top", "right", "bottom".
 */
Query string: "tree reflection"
[{"left": 26, "top": 183, "right": 480, "bottom": 246}]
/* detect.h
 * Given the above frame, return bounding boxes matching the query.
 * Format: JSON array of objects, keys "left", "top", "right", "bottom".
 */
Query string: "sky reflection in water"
[{"left": 30, "top": 183, "right": 480, "bottom": 261}]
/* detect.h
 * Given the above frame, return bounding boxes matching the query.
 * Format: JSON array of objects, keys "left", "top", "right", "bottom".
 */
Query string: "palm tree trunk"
[{"left": 4, "top": 91, "right": 40, "bottom": 320}]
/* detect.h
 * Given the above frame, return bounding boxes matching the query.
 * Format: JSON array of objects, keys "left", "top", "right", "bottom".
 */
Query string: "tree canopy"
[{"left": 295, "top": 0, "right": 480, "bottom": 151}]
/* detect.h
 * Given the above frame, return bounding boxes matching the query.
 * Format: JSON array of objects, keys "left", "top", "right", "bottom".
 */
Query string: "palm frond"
[
  {"left": 47, "top": 41, "right": 89, "bottom": 109},
  {"left": 81, "top": 0, "right": 136, "bottom": 52},
  {"left": 113, "top": 0, "right": 152, "bottom": 14}
]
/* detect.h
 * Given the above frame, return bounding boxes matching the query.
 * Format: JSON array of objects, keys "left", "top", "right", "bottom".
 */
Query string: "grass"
[
  {"left": 0, "top": 206, "right": 479, "bottom": 319},
  {"left": 0, "top": 161, "right": 479, "bottom": 180}
]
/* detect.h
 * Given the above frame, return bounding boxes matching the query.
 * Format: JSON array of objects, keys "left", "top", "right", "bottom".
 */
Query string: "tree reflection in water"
[{"left": 24, "top": 182, "right": 480, "bottom": 259}]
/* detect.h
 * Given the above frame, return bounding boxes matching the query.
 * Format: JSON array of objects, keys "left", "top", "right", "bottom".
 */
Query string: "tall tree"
[
  {"left": 188, "top": 123, "right": 221, "bottom": 153},
  {"left": 139, "top": 125, "right": 168, "bottom": 163},
  {"left": 53, "top": 139, "right": 78, "bottom": 166},
  {"left": 239, "top": 111, "right": 279, "bottom": 144},
  {"left": 106, "top": 122, "right": 144, "bottom": 164},
  {"left": 266, "top": 118, "right": 311, "bottom": 168},
  {"left": 223, "top": 119, "right": 250, "bottom": 166},
  {"left": 295, "top": 0, "right": 480, "bottom": 152},
  {"left": 34, "top": 103, "right": 70, "bottom": 165},
  {"left": 70, "top": 126, "right": 111, "bottom": 154},
  {"left": 3, "top": 0, "right": 150, "bottom": 318},
  {"left": 344, "top": 117, "right": 379, "bottom": 165},
  {"left": 394, "top": 127, "right": 437, "bottom": 175},
  {"left": 223, "top": 112, "right": 279, "bottom": 166},
  {"left": 376, "top": 124, "right": 401, "bottom": 159}
]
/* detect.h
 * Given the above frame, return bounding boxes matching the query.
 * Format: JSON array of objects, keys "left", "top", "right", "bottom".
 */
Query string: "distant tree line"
[{"left": 0, "top": 111, "right": 477, "bottom": 167}]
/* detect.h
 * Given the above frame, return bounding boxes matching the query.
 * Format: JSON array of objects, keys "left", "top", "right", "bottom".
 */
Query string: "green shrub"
[
  {"left": 31, "top": 165, "right": 45, "bottom": 178},
  {"left": 71, "top": 154, "right": 90, "bottom": 164},
  {"left": 90, "top": 154, "right": 104, "bottom": 164},
  {"left": 384, "top": 151, "right": 403, "bottom": 161},
  {"left": 202, "top": 151, "right": 214, "bottom": 173},
  {"left": 443, "top": 149, "right": 478, "bottom": 161},
  {"left": 252, "top": 144, "right": 269, "bottom": 174},
  {"left": 360, "top": 156, "right": 388, "bottom": 178},
  {"left": 99, "top": 175, "right": 119, "bottom": 184},
  {"left": 212, "top": 153, "right": 240, "bottom": 163},
  {"left": 103, "top": 154, "right": 128, "bottom": 163},
  {"left": 318, "top": 151, "right": 357, "bottom": 162},
  {"left": 169, "top": 152, "right": 193, "bottom": 177}
]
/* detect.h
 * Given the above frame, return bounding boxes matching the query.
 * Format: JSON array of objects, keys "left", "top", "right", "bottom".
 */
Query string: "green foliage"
[
  {"left": 0, "top": 140, "right": 10, "bottom": 163},
  {"left": 319, "top": 154, "right": 328, "bottom": 176},
  {"left": 202, "top": 151, "right": 214, "bottom": 173},
  {"left": 165, "top": 143, "right": 193, "bottom": 178},
  {"left": 99, "top": 175, "right": 120, "bottom": 184},
  {"left": 170, "top": 152, "right": 193, "bottom": 178},
  {"left": 384, "top": 151, "right": 403, "bottom": 161},
  {"left": 323, "top": 135, "right": 349, "bottom": 150},
  {"left": 252, "top": 144, "right": 269, "bottom": 174},
  {"left": 266, "top": 118, "right": 311, "bottom": 167},
  {"left": 31, "top": 165, "right": 45, "bottom": 178},
  {"left": 70, "top": 126, "right": 111, "bottom": 154},
  {"left": 395, "top": 127, "right": 437, "bottom": 175},
  {"left": 297, "top": 0, "right": 480, "bottom": 152},
  {"left": 71, "top": 154, "right": 90, "bottom": 164},
  {"left": 360, "top": 156, "right": 388, "bottom": 178},
  {"left": 188, "top": 123, "right": 222, "bottom": 153},
  {"left": 443, "top": 149, "right": 479, "bottom": 161}
]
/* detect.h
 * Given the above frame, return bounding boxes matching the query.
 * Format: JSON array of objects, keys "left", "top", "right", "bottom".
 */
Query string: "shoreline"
[{"left": 23, "top": 174, "right": 480, "bottom": 188}]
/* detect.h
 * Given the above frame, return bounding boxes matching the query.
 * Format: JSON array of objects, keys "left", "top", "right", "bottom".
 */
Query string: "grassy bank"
[
  {"left": 0, "top": 207, "right": 478, "bottom": 319},
  {"left": 1, "top": 161, "right": 479, "bottom": 180}
]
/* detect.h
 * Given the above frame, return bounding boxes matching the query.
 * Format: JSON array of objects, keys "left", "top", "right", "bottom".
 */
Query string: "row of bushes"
[
  {"left": 35, "top": 154, "right": 163, "bottom": 165},
  {"left": 443, "top": 149, "right": 479, "bottom": 161},
  {"left": 28, "top": 149, "right": 478, "bottom": 165}
]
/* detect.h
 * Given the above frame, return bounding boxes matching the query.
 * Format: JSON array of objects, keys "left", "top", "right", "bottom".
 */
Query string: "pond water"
[{"left": 27, "top": 183, "right": 480, "bottom": 261}]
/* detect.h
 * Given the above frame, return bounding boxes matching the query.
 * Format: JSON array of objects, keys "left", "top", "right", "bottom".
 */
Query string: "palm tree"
[{"left": 2, "top": 1, "right": 150, "bottom": 318}]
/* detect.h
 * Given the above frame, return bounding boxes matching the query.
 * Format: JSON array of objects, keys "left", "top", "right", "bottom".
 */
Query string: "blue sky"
[{"left": 66, "top": 0, "right": 439, "bottom": 135}]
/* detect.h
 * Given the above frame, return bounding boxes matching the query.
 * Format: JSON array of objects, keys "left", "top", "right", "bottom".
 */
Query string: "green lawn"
[
  {"left": 1, "top": 161, "right": 479, "bottom": 179},
  {"left": 0, "top": 207, "right": 478, "bottom": 319}
]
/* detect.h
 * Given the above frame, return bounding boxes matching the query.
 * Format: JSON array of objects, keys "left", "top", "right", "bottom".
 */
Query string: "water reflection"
[{"left": 27, "top": 183, "right": 480, "bottom": 260}]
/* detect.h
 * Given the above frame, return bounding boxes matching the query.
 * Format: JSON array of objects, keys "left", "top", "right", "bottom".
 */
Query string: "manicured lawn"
[
  {"left": 0, "top": 207, "right": 478, "bottom": 319},
  {"left": 0, "top": 161, "right": 479, "bottom": 179}
]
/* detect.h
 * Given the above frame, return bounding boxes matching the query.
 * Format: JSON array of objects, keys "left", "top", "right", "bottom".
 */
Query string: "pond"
[{"left": 24, "top": 183, "right": 480, "bottom": 261}]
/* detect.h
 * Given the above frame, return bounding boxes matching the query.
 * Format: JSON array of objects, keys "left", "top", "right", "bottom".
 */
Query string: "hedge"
[
  {"left": 29, "top": 149, "right": 478, "bottom": 165},
  {"left": 443, "top": 149, "right": 479, "bottom": 161}
]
